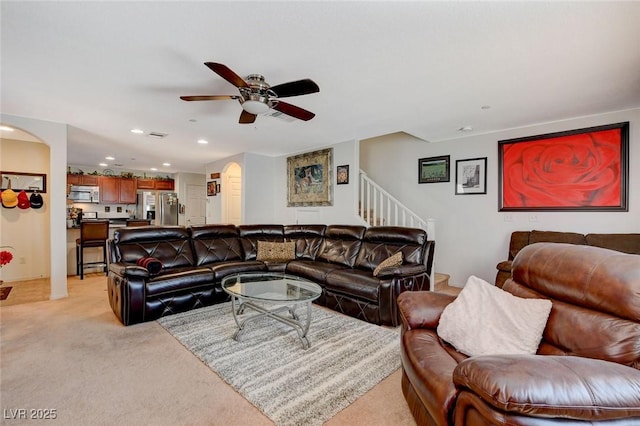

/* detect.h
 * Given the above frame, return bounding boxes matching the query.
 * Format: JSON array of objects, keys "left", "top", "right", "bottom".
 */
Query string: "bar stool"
[
  {"left": 126, "top": 219, "right": 151, "bottom": 226},
  {"left": 76, "top": 220, "right": 110, "bottom": 280}
]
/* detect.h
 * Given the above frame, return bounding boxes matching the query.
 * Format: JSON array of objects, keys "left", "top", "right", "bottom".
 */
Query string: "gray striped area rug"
[{"left": 158, "top": 302, "right": 400, "bottom": 426}]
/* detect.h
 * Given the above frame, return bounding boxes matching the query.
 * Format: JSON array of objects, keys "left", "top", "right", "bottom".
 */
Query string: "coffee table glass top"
[{"left": 222, "top": 272, "right": 322, "bottom": 303}]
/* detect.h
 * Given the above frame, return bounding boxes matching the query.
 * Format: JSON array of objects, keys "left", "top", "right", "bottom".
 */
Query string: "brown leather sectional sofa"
[
  {"left": 495, "top": 230, "right": 640, "bottom": 288},
  {"left": 107, "top": 224, "right": 434, "bottom": 326},
  {"left": 399, "top": 242, "right": 640, "bottom": 425}
]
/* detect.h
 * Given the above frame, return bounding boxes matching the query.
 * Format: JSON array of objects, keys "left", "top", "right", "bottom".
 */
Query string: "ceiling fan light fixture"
[{"left": 241, "top": 99, "right": 270, "bottom": 115}]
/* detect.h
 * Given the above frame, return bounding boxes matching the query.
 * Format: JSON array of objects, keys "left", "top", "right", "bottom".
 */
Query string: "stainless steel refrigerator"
[
  {"left": 137, "top": 191, "right": 178, "bottom": 225},
  {"left": 158, "top": 192, "right": 179, "bottom": 225}
]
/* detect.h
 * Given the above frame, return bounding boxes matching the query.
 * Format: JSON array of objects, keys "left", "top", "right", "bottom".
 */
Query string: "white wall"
[
  {"left": 272, "top": 140, "right": 360, "bottom": 225},
  {"left": 206, "top": 140, "right": 360, "bottom": 225},
  {"left": 361, "top": 109, "right": 640, "bottom": 286},
  {"left": 0, "top": 139, "right": 50, "bottom": 281},
  {"left": 174, "top": 172, "right": 206, "bottom": 226},
  {"left": 1, "top": 114, "right": 68, "bottom": 299}
]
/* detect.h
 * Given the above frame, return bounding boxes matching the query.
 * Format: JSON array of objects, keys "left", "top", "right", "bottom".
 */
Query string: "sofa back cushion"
[
  {"left": 505, "top": 242, "right": 640, "bottom": 369},
  {"left": 112, "top": 226, "right": 195, "bottom": 269},
  {"left": 354, "top": 226, "right": 428, "bottom": 271},
  {"left": 283, "top": 225, "right": 326, "bottom": 260},
  {"left": 189, "top": 224, "right": 243, "bottom": 265},
  {"left": 586, "top": 233, "right": 640, "bottom": 255},
  {"left": 316, "top": 225, "right": 365, "bottom": 267},
  {"left": 238, "top": 225, "right": 284, "bottom": 260}
]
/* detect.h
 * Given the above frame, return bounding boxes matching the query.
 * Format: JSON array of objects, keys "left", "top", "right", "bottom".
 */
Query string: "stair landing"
[{"left": 434, "top": 273, "right": 461, "bottom": 296}]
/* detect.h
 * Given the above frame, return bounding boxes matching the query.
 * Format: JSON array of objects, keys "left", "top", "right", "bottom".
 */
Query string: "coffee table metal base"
[{"left": 229, "top": 296, "right": 314, "bottom": 349}]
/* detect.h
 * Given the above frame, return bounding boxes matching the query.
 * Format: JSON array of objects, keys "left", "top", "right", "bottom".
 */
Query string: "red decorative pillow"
[{"left": 137, "top": 257, "right": 163, "bottom": 275}]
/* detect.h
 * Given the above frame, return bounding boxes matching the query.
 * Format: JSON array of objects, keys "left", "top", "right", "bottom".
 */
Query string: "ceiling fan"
[{"left": 180, "top": 62, "right": 319, "bottom": 124}]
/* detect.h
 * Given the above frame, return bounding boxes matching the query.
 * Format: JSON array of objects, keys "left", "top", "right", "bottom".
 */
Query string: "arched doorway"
[
  {"left": 222, "top": 162, "right": 242, "bottom": 225},
  {"left": 0, "top": 125, "right": 51, "bottom": 298}
]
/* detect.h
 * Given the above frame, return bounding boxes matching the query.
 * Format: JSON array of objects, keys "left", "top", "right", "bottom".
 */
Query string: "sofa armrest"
[
  {"left": 376, "top": 263, "right": 426, "bottom": 278},
  {"left": 397, "top": 291, "right": 456, "bottom": 330},
  {"left": 109, "top": 262, "right": 150, "bottom": 278},
  {"left": 495, "top": 260, "right": 512, "bottom": 273},
  {"left": 453, "top": 355, "right": 640, "bottom": 420}
]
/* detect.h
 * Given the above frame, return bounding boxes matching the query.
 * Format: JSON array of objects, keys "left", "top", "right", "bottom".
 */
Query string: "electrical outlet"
[
  {"left": 529, "top": 214, "right": 539, "bottom": 222},
  {"left": 19, "top": 256, "right": 26, "bottom": 264},
  {"left": 503, "top": 214, "right": 514, "bottom": 222}
]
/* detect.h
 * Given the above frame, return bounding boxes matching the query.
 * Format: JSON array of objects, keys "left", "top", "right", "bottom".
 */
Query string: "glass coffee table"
[{"left": 221, "top": 272, "right": 322, "bottom": 349}]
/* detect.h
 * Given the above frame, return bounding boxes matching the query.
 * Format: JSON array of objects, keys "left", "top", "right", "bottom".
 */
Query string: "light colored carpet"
[
  {"left": 0, "top": 274, "right": 417, "bottom": 425},
  {"left": 159, "top": 302, "right": 400, "bottom": 426}
]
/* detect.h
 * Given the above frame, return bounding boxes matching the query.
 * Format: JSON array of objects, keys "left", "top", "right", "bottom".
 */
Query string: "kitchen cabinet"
[
  {"left": 100, "top": 177, "right": 136, "bottom": 204},
  {"left": 155, "top": 179, "right": 174, "bottom": 190},
  {"left": 67, "top": 174, "right": 100, "bottom": 186},
  {"left": 136, "top": 178, "right": 174, "bottom": 191},
  {"left": 136, "top": 178, "right": 156, "bottom": 189}
]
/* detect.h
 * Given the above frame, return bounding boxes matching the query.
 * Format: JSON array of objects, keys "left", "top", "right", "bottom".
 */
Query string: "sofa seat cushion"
[
  {"left": 146, "top": 268, "right": 215, "bottom": 297},
  {"left": 209, "top": 260, "right": 267, "bottom": 281},
  {"left": 286, "top": 260, "right": 347, "bottom": 283},
  {"left": 453, "top": 355, "right": 640, "bottom": 420},
  {"left": 401, "top": 329, "right": 462, "bottom": 426},
  {"left": 325, "top": 269, "right": 384, "bottom": 302}
]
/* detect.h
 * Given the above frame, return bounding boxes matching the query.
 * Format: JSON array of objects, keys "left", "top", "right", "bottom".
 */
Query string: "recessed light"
[
  {"left": 162, "top": 162, "right": 171, "bottom": 167},
  {"left": 150, "top": 167, "right": 158, "bottom": 171},
  {"left": 99, "top": 163, "right": 108, "bottom": 167},
  {"left": 0, "top": 126, "right": 15, "bottom": 132},
  {"left": 105, "top": 156, "right": 115, "bottom": 160},
  {"left": 131, "top": 129, "right": 144, "bottom": 134},
  {"left": 197, "top": 139, "right": 208, "bottom": 144}
]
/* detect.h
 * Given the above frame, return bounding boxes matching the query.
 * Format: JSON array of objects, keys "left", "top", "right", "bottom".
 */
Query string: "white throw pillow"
[{"left": 437, "top": 275, "right": 552, "bottom": 357}]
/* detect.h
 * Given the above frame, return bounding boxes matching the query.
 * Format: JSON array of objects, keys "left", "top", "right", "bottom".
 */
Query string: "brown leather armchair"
[{"left": 398, "top": 242, "right": 640, "bottom": 425}]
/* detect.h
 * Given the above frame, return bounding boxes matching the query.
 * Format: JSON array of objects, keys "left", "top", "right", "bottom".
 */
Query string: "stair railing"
[{"left": 358, "top": 170, "right": 436, "bottom": 289}]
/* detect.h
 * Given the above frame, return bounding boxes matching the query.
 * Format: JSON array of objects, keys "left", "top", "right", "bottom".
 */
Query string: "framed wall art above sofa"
[{"left": 498, "top": 122, "right": 629, "bottom": 211}]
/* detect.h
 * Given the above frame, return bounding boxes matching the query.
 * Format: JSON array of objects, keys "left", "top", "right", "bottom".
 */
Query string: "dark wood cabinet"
[{"left": 100, "top": 177, "right": 136, "bottom": 204}]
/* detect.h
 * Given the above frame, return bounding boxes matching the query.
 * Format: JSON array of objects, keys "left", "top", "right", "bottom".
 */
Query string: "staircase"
[
  {"left": 358, "top": 170, "right": 436, "bottom": 289},
  {"left": 358, "top": 170, "right": 435, "bottom": 237}
]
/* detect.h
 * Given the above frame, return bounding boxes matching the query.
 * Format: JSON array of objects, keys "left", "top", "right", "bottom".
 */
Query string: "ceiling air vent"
[
  {"left": 263, "top": 110, "right": 296, "bottom": 122},
  {"left": 148, "top": 132, "right": 168, "bottom": 139}
]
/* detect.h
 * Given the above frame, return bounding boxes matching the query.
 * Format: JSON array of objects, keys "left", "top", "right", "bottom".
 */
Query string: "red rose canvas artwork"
[{"left": 498, "top": 122, "right": 628, "bottom": 211}]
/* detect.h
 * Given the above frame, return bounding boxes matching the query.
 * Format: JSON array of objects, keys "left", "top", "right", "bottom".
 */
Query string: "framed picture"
[
  {"left": 419, "top": 156, "right": 450, "bottom": 183},
  {"left": 287, "top": 148, "right": 333, "bottom": 207},
  {"left": 336, "top": 165, "right": 349, "bottom": 185},
  {"left": 455, "top": 157, "right": 487, "bottom": 195},
  {"left": 207, "top": 180, "right": 216, "bottom": 196},
  {"left": 498, "top": 122, "right": 629, "bottom": 211},
  {"left": 1, "top": 171, "right": 47, "bottom": 193},
  {"left": 216, "top": 182, "right": 220, "bottom": 193}
]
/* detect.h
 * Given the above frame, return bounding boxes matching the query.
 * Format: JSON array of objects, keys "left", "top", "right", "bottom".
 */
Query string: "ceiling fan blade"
[
  {"left": 180, "top": 95, "right": 239, "bottom": 101},
  {"left": 272, "top": 101, "right": 316, "bottom": 121},
  {"left": 239, "top": 109, "right": 257, "bottom": 124},
  {"left": 205, "top": 62, "right": 249, "bottom": 88},
  {"left": 270, "top": 79, "right": 320, "bottom": 98}
]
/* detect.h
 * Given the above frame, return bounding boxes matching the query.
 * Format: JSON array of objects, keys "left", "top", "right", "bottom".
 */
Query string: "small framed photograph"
[
  {"left": 456, "top": 157, "right": 487, "bottom": 195},
  {"left": 216, "top": 182, "right": 220, "bottom": 193},
  {"left": 207, "top": 181, "right": 216, "bottom": 196},
  {"left": 336, "top": 165, "right": 349, "bottom": 185},
  {"left": 418, "top": 155, "right": 450, "bottom": 183}
]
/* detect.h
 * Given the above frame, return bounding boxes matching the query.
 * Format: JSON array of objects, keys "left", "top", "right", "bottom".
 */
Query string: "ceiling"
[{"left": 2, "top": 1, "right": 640, "bottom": 174}]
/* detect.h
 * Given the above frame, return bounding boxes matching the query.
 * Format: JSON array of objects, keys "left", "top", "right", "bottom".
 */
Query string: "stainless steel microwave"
[{"left": 68, "top": 185, "right": 100, "bottom": 203}]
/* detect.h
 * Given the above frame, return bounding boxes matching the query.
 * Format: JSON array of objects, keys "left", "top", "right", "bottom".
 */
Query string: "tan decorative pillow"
[
  {"left": 256, "top": 241, "right": 296, "bottom": 262},
  {"left": 437, "top": 275, "right": 552, "bottom": 357},
  {"left": 373, "top": 251, "right": 403, "bottom": 277}
]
